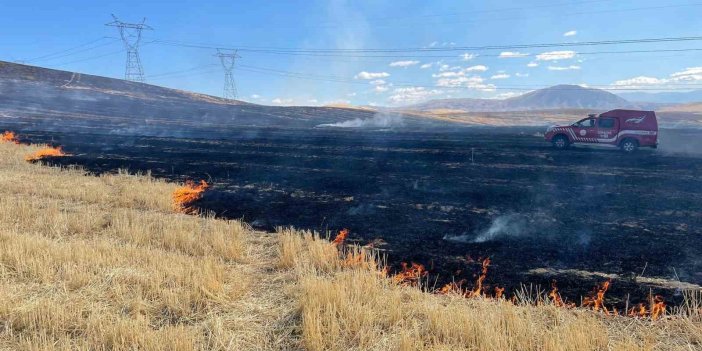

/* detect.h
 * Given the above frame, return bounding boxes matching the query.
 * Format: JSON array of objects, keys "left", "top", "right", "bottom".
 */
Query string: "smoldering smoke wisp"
[
  {"left": 443, "top": 212, "right": 556, "bottom": 243},
  {"left": 316, "top": 112, "right": 405, "bottom": 129}
]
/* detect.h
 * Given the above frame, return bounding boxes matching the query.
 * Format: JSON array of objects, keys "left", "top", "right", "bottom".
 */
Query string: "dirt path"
[{"left": 229, "top": 232, "right": 300, "bottom": 350}]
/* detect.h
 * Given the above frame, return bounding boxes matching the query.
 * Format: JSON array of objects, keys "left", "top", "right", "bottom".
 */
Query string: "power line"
[
  {"left": 232, "top": 63, "right": 702, "bottom": 91},
  {"left": 147, "top": 64, "right": 219, "bottom": 78},
  {"left": 50, "top": 49, "right": 126, "bottom": 67},
  {"left": 106, "top": 14, "right": 153, "bottom": 82},
  {"left": 152, "top": 35, "right": 702, "bottom": 56},
  {"left": 214, "top": 49, "right": 241, "bottom": 99},
  {"left": 24, "top": 37, "right": 112, "bottom": 63}
]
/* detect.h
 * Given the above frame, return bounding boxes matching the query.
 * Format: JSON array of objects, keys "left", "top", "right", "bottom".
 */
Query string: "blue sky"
[{"left": 1, "top": 0, "right": 701, "bottom": 106}]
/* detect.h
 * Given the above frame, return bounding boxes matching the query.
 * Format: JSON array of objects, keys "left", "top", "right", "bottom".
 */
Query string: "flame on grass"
[
  {"left": 548, "top": 281, "right": 576, "bottom": 308},
  {"left": 332, "top": 229, "right": 349, "bottom": 246},
  {"left": 172, "top": 180, "right": 209, "bottom": 213},
  {"left": 325, "top": 230, "right": 670, "bottom": 320},
  {"left": 2, "top": 131, "right": 19, "bottom": 144},
  {"left": 24, "top": 146, "right": 67, "bottom": 162},
  {"left": 628, "top": 294, "right": 667, "bottom": 321},
  {"left": 392, "top": 262, "right": 427, "bottom": 287},
  {"left": 436, "top": 258, "right": 501, "bottom": 299}
]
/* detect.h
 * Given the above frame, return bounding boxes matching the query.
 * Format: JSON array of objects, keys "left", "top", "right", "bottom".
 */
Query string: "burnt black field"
[{"left": 17, "top": 127, "right": 702, "bottom": 307}]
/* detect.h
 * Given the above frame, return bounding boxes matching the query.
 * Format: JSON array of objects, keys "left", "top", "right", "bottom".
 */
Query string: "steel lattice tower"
[
  {"left": 106, "top": 14, "right": 153, "bottom": 83},
  {"left": 215, "top": 49, "right": 240, "bottom": 100}
]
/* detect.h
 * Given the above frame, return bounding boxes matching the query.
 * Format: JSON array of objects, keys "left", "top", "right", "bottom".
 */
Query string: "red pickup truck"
[{"left": 544, "top": 109, "right": 658, "bottom": 152}]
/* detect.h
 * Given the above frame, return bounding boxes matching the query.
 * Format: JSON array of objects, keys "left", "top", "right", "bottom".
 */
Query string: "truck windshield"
[{"left": 575, "top": 118, "right": 595, "bottom": 128}]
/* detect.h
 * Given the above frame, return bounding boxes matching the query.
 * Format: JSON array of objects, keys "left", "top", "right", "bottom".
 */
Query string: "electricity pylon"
[
  {"left": 214, "top": 49, "right": 240, "bottom": 100},
  {"left": 106, "top": 14, "right": 153, "bottom": 83}
]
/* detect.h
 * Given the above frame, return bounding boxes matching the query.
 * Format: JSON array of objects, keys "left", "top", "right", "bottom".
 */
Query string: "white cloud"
[
  {"left": 547, "top": 65, "right": 581, "bottom": 71},
  {"left": 355, "top": 71, "right": 390, "bottom": 79},
  {"left": 435, "top": 75, "right": 495, "bottom": 91},
  {"left": 347, "top": 92, "right": 357, "bottom": 97},
  {"left": 308, "top": 99, "right": 319, "bottom": 104},
  {"left": 493, "top": 92, "right": 523, "bottom": 99},
  {"left": 611, "top": 76, "right": 665, "bottom": 87},
  {"left": 536, "top": 50, "right": 576, "bottom": 61},
  {"left": 491, "top": 73, "right": 510, "bottom": 79},
  {"left": 432, "top": 65, "right": 487, "bottom": 78},
  {"left": 250, "top": 94, "right": 261, "bottom": 99},
  {"left": 515, "top": 73, "right": 529, "bottom": 77},
  {"left": 527, "top": 62, "right": 539, "bottom": 68},
  {"left": 563, "top": 30, "right": 577, "bottom": 37},
  {"left": 369, "top": 78, "right": 391, "bottom": 93},
  {"left": 388, "top": 87, "right": 443, "bottom": 104},
  {"left": 432, "top": 71, "right": 461, "bottom": 78},
  {"left": 609, "top": 68, "right": 702, "bottom": 90},
  {"left": 389, "top": 60, "right": 420, "bottom": 67},
  {"left": 465, "top": 65, "right": 488, "bottom": 72},
  {"left": 271, "top": 98, "right": 294, "bottom": 105},
  {"left": 420, "top": 63, "right": 433, "bottom": 69},
  {"left": 670, "top": 66, "right": 702, "bottom": 81},
  {"left": 499, "top": 51, "right": 529, "bottom": 58},
  {"left": 461, "top": 53, "right": 476, "bottom": 61}
]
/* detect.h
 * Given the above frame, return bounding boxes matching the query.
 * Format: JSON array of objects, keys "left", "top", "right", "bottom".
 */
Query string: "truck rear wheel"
[
  {"left": 620, "top": 138, "right": 639, "bottom": 153},
  {"left": 552, "top": 135, "right": 569, "bottom": 150}
]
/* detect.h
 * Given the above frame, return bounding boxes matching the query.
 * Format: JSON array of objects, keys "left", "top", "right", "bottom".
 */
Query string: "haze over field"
[{"left": 2, "top": 60, "right": 700, "bottom": 133}]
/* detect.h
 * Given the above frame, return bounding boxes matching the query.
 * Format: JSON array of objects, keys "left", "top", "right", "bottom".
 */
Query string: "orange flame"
[
  {"left": 172, "top": 180, "right": 209, "bottom": 213},
  {"left": 629, "top": 303, "right": 648, "bottom": 318},
  {"left": 437, "top": 279, "right": 467, "bottom": 295},
  {"left": 582, "top": 280, "right": 611, "bottom": 313},
  {"left": 392, "top": 262, "right": 427, "bottom": 286},
  {"left": 628, "top": 295, "right": 666, "bottom": 320},
  {"left": 467, "top": 257, "right": 491, "bottom": 298},
  {"left": 24, "top": 146, "right": 67, "bottom": 162},
  {"left": 494, "top": 286, "right": 505, "bottom": 299},
  {"left": 548, "top": 281, "right": 565, "bottom": 307},
  {"left": 651, "top": 295, "right": 666, "bottom": 320},
  {"left": 2, "top": 131, "right": 19, "bottom": 144},
  {"left": 332, "top": 229, "right": 349, "bottom": 246}
]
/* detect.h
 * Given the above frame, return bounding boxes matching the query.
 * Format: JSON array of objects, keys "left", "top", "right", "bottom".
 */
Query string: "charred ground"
[{"left": 17, "top": 127, "right": 702, "bottom": 307}]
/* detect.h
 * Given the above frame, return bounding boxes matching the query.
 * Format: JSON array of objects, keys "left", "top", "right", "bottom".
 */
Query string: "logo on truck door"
[
  {"left": 579, "top": 130, "right": 587, "bottom": 136},
  {"left": 625, "top": 115, "right": 646, "bottom": 124}
]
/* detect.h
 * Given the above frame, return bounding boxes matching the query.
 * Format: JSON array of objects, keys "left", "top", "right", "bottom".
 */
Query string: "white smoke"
[
  {"left": 443, "top": 212, "right": 556, "bottom": 243},
  {"left": 316, "top": 113, "right": 405, "bottom": 129},
  {"left": 473, "top": 213, "right": 529, "bottom": 243}
]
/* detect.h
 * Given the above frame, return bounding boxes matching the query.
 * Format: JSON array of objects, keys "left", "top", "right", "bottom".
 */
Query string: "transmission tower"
[
  {"left": 106, "top": 14, "right": 153, "bottom": 83},
  {"left": 214, "top": 49, "right": 240, "bottom": 100}
]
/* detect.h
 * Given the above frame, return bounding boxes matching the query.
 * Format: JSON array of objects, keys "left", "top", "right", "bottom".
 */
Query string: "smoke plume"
[
  {"left": 443, "top": 212, "right": 556, "bottom": 243},
  {"left": 316, "top": 112, "right": 405, "bottom": 129}
]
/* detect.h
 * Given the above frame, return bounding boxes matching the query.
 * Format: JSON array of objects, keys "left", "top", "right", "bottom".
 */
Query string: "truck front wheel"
[
  {"left": 552, "top": 135, "right": 569, "bottom": 150},
  {"left": 620, "top": 138, "right": 639, "bottom": 153}
]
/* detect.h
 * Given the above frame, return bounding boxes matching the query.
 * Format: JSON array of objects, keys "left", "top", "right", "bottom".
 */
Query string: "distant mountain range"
[
  {"left": 405, "top": 85, "right": 639, "bottom": 112},
  {"left": 402, "top": 84, "right": 702, "bottom": 112}
]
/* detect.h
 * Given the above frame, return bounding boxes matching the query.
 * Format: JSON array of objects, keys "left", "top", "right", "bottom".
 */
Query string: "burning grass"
[
  {"left": 172, "top": 179, "right": 209, "bottom": 213},
  {"left": 278, "top": 228, "right": 702, "bottom": 350},
  {"left": 2, "top": 130, "right": 19, "bottom": 144},
  {"left": 24, "top": 145, "right": 67, "bottom": 161},
  {"left": 2, "top": 138, "right": 701, "bottom": 350}
]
